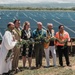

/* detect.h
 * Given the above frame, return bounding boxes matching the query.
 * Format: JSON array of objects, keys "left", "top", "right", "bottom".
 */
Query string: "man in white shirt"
[{"left": 0, "top": 22, "right": 17, "bottom": 75}]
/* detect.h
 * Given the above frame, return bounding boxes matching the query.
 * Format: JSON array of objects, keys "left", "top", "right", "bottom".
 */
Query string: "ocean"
[{"left": 0, "top": 10, "right": 75, "bottom": 38}]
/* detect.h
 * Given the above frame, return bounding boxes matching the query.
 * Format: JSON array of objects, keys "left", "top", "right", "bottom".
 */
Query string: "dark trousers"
[
  {"left": 57, "top": 46, "right": 70, "bottom": 66},
  {"left": 34, "top": 43, "right": 44, "bottom": 67}
]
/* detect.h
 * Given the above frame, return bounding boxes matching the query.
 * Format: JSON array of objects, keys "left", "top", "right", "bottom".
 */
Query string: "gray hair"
[
  {"left": 7, "top": 22, "right": 14, "bottom": 27},
  {"left": 37, "top": 22, "right": 42, "bottom": 25},
  {"left": 47, "top": 23, "right": 53, "bottom": 27}
]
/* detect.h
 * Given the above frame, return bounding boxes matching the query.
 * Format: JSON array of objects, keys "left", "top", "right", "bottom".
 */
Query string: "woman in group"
[{"left": 21, "top": 21, "right": 33, "bottom": 69}]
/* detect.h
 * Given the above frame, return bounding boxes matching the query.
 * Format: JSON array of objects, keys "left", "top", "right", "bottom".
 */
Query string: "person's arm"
[
  {"left": 54, "top": 32, "right": 58, "bottom": 45},
  {"left": 4, "top": 31, "right": 17, "bottom": 50},
  {"left": 0, "top": 32, "right": 3, "bottom": 38},
  {"left": 43, "top": 30, "right": 47, "bottom": 37},
  {"left": 67, "top": 32, "right": 70, "bottom": 42},
  {"left": 21, "top": 30, "right": 24, "bottom": 39},
  {"left": 32, "top": 30, "right": 37, "bottom": 40}
]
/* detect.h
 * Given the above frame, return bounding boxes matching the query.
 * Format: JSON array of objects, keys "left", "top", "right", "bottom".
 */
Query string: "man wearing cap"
[
  {"left": 33, "top": 22, "right": 46, "bottom": 68},
  {"left": 0, "top": 22, "right": 17, "bottom": 75}
]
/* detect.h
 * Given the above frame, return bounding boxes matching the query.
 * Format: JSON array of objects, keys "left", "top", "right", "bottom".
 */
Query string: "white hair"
[
  {"left": 8, "top": 22, "right": 14, "bottom": 25},
  {"left": 37, "top": 22, "right": 42, "bottom": 25},
  {"left": 47, "top": 23, "right": 53, "bottom": 27}
]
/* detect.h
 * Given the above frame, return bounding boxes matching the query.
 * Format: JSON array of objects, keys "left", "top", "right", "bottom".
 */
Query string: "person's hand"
[
  {"left": 5, "top": 58, "right": 7, "bottom": 62},
  {"left": 12, "top": 35, "right": 16, "bottom": 41},
  {"left": 64, "top": 39, "right": 68, "bottom": 43},
  {"left": 19, "top": 39, "right": 22, "bottom": 42}
]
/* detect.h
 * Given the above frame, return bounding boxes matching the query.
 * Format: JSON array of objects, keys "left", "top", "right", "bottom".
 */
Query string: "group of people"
[{"left": 0, "top": 19, "right": 72, "bottom": 75}]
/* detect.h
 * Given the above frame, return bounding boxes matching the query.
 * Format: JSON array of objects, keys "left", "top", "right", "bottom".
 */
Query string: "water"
[{"left": 0, "top": 10, "right": 75, "bottom": 38}]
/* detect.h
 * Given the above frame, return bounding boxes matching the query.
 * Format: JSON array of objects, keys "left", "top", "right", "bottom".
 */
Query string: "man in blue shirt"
[{"left": 33, "top": 22, "right": 46, "bottom": 69}]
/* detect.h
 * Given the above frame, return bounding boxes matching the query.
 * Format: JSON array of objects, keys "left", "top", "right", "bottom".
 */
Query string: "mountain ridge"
[{"left": 0, "top": 3, "right": 75, "bottom": 8}]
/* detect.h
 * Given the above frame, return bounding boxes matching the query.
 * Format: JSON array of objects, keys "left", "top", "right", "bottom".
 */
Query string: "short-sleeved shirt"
[
  {"left": 55, "top": 30, "right": 70, "bottom": 46},
  {"left": 33, "top": 28, "right": 46, "bottom": 39}
]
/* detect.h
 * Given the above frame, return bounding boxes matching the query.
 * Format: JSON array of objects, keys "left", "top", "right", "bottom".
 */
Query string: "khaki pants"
[{"left": 12, "top": 46, "right": 20, "bottom": 70}]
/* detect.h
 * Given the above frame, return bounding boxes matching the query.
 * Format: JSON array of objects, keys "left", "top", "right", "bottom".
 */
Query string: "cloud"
[
  {"left": 0, "top": 0, "right": 15, "bottom": 4},
  {"left": 15, "top": 0, "right": 75, "bottom": 3},
  {"left": 0, "top": 0, "right": 75, "bottom": 4}
]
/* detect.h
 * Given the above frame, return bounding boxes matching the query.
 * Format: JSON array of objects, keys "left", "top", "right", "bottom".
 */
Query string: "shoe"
[
  {"left": 29, "top": 67, "right": 32, "bottom": 70},
  {"left": 14, "top": 68, "right": 20, "bottom": 74},
  {"left": 67, "top": 64, "right": 72, "bottom": 67},
  {"left": 17, "top": 68, "right": 22, "bottom": 71},
  {"left": 53, "top": 65, "right": 57, "bottom": 67},
  {"left": 8, "top": 70, "right": 13, "bottom": 75},
  {"left": 3, "top": 73, "right": 9, "bottom": 75},
  {"left": 60, "top": 65, "right": 65, "bottom": 67},
  {"left": 23, "top": 67, "right": 27, "bottom": 69},
  {"left": 44, "top": 66, "right": 50, "bottom": 68},
  {"left": 39, "top": 66, "right": 43, "bottom": 68},
  {"left": 14, "top": 70, "right": 18, "bottom": 74},
  {"left": 17, "top": 68, "right": 21, "bottom": 72},
  {"left": 36, "top": 67, "right": 39, "bottom": 69}
]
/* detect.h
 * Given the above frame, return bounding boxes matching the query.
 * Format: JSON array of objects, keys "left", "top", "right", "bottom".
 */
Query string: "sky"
[{"left": 0, "top": 0, "right": 75, "bottom": 4}]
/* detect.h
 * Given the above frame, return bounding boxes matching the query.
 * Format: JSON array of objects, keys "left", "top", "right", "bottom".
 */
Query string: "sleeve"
[
  {"left": 67, "top": 32, "right": 70, "bottom": 41},
  {"left": 4, "top": 31, "right": 17, "bottom": 50},
  {"left": 55, "top": 32, "right": 58, "bottom": 38},
  {"left": 43, "top": 30, "right": 46, "bottom": 37},
  {"left": 54, "top": 32, "right": 58, "bottom": 45},
  {"left": 21, "top": 30, "right": 24, "bottom": 39},
  {"left": 30, "top": 31, "right": 33, "bottom": 38},
  {"left": 32, "top": 30, "right": 36, "bottom": 38}
]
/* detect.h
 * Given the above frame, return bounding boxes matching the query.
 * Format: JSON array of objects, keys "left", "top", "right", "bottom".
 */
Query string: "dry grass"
[{"left": 14, "top": 56, "right": 75, "bottom": 75}]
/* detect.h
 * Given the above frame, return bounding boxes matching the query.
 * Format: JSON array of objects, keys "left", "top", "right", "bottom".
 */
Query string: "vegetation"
[
  {"left": 13, "top": 56, "right": 75, "bottom": 75},
  {"left": 0, "top": 6, "right": 75, "bottom": 11}
]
